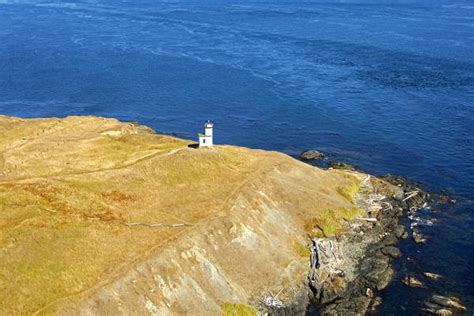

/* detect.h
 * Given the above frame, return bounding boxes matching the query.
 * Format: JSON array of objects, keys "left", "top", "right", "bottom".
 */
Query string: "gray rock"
[
  {"left": 328, "top": 161, "right": 359, "bottom": 171},
  {"left": 300, "top": 150, "right": 325, "bottom": 160},
  {"left": 393, "top": 224, "right": 405, "bottom": 238},
  {"left": 381, "top": 246, "right": 401, "bottom": 258},
  {"left": 423, "top": 302, "right": 453, "bottom": 316},
  {"left": 365, "top": 255, "right": 394, "bottom": 290},
  {"left": 431, "top": 295, "right": 466, "bottom": 310},
  {"left": 423, "top": 272, "right": 442, "bottom": 280},
  {"left": 374, "top": 266, "right": 395, "bottom": 290},
  {"left": 369, "top": 296, "right": 382, "bottom": 311},
  {"left": 424, "top": 301, "right": 442, "bottom": 310},
  {"left": 381, "top": 234, "right": 399, "bottom": 246},
  {"left": 413, "top": 230, "right": 427, "bottom": 244},
  {"left": 435, "top": 309, "right": 453, "bottom": 316},
  {"left": 320, "top": 297, "right": 370, "bottom": 316},
  {"left": 401, "top": 275, "right": 426, "bottom": 288}
]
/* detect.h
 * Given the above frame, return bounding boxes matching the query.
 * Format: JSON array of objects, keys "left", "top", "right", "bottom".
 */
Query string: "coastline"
[
  {"left": 308, "top": 173, "right": 427, "bottom": 314},
  {"left": 0, "top": 116, "right": 468, "bottom": 315},
  {"left": 1, "top": 115, "right": 389, "bottom": 315},
  {"left": 260, "top": 166, "right": 430, "bottom": 315},
  {"left": 269, "top": 161, "right": 469, "bottom": 315}
]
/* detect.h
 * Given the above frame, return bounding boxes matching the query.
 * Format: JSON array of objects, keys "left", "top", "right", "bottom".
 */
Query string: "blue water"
[{"left": 1, "top": 0, "right": 473, "bottom": 313}]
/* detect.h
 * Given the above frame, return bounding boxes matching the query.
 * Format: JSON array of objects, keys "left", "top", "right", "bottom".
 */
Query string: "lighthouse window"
[{"left": 203, "top": 139, "right": 206, "bottom": 143}]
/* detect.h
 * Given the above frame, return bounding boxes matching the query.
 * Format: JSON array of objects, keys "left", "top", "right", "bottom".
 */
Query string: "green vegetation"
[
  {"left": 336, "top": 174, "right": 360, "bottom": 202},
  {"left": 307, "top": 207, "right": 364, "bottom": 237},
  {"left": 221, "top": 303, "right": 257, "bottom": 316}
]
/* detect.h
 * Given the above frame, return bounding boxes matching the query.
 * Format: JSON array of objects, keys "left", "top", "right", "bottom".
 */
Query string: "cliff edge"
[{"left": 0, "top": 116, "right": 391, "bottom": 315}]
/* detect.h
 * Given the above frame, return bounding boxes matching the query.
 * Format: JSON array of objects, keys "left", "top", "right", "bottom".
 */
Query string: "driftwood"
[
  {"left": 361, "top": 175, "right": 371, "bottom": 186},
  {"left": 260, "top": 288, "right": 285, "bottom": 309},
  {"left": 354, "top": 217, "right": 378, "bottom": 222},
  {"left": 403, "top": 190, "right": 419, "bottom": 202},
  {"left": 381, "top": 201, "right": 393, "bottom": 210},
  {"left": 318, "top": 242, "right": 329, "bottom": 259},
  {"left": 365, "top": 193, "right": 390, "bottom": 215},
  {"left": 328, "top": 240, "right": 337, "bottom": 261},
  {"left": 332, "top": 241, "right": 343, "bottom": 263}
]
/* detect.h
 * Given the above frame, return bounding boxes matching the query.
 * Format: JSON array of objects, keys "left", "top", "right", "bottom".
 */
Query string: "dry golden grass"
[
  {"left": 0, "top": 116, "right": 366, "bottom": 315},
  {"left": 293, "top": 240, "right": 311, "bottom": 258}
]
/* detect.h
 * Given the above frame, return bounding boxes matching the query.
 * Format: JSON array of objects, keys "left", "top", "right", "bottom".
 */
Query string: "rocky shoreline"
[
  {"left": 259, "top": 153, "right": 469, "bottom": 316},
  {"left": 258, "top": 165, "right": 429, "bottom": 315},
  {"left": 275, "top": 150, "right": 439, "bottom": 315},
  {"left": 253, "top": 147, "right": 471, "bottom": 316},
  {"left": 307, "top": 173, "right": 428, "bottom": 315}
]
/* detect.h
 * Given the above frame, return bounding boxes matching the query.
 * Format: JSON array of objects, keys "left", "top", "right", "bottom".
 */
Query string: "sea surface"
[{"left": 0, "top": 0, "right": 473, "bottom": 313}]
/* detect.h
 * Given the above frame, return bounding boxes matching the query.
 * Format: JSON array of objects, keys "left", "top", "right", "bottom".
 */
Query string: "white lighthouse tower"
[{"left": 198, "top": 120, "right": 213, "bottom": 148}]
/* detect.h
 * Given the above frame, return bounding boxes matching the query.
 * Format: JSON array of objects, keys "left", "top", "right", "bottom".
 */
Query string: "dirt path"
[{"left": 0, "top": 146, "right": 187, "bottom": 184}]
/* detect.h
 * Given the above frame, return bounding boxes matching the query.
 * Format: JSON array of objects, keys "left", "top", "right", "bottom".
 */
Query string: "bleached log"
[
  {"left": 328, "top": 240, "right": 337, "bottom": 261},
  {"left": 361, "top": 175, "right": 371, "bottom": 186},
  {"left": 318, "top": 242, "right": 329, "bottom": 258},
  {"left": 333, "top": 242, "right": 343, "bottom": 263},
  {"left": 260, "top": 295, "right": 285, "bottom": 308},
  {"left": 354, "top": 217, "right": 378, "bottom": 222},
  {"left": 274, "top": 287, "right": 284, "bottom": 299},
  {"left": 381, "top": 201, "right": 393, "bottom": 210},
  {"left": 403, "top": 191, "right": 419, "bottom": 202}
]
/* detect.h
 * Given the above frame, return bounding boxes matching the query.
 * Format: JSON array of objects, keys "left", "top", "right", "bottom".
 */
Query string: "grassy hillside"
[{"left": 0, "top": 116, "right": 365, "bottom": 315}]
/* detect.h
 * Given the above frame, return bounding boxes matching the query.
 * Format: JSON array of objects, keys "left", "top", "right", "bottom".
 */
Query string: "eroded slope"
[{"left": 0, "top": 116, "right": 364, "bottom": 315}]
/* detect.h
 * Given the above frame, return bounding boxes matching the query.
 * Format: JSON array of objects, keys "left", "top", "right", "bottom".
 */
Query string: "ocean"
[{"left": 0, "top": 0, "right": 473, "bottom": 313}]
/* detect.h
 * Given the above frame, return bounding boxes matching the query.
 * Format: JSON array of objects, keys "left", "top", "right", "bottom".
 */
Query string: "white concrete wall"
[{"left": 199, "top": 135, "right": 212, "bottom": 147}]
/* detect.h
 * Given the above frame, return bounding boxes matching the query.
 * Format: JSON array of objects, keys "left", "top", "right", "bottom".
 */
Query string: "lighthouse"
[{"left": 198, "top": 120, "right": 213, "bottom": 148}]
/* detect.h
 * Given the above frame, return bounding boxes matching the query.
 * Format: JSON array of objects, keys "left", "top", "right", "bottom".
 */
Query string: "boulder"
[
  {"left": 401, "top": 275, "right": 426, "bottom": 288},
  {"left": 423, "top": 302, "right": 453, "bottom": 316},
  {"left": 413, "top": 230, "right": 427, "bottom": 244},
  {"left": 435, "top": 309, "right": 453, "bottom": 316},
  {"left": 328, "top": 161, "right": 359, "bottom": 171},
  {"left": 423, "top": 272, "right": 442, "bottom": 280},
  {"left": 299, "top": 150, "right": 325, "bottom": 160},
  {"left": 431, "top": 295, "right": 466, "bottom": 310},
  {"left": 381, "top": 234, "right": 399, "bottom": 246},
  {"left": 369, "top": 296, "right": 382, "bottom": 311},
  {"left": 393, "top": 224, "right": 406, "bottom": 238},
  {"left": 365, "top": 255, "right": 394, "bottom": 290},
  {"left": 381, "top": 246, "right": 401, "bottom": 258}
]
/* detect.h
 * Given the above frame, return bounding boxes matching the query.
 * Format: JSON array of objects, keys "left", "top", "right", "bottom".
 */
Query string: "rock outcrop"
[
  {"left": 302, "top": 173, "right": 430, "bottom": 315},
  {"left": 299, "top": 150, "right": 325, "bottom": 161}
]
